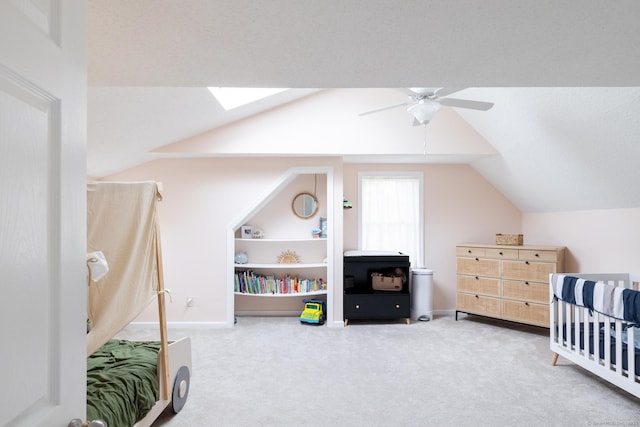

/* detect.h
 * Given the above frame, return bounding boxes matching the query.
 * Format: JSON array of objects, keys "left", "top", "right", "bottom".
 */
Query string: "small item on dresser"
[
  {"left": 252, "top": 228, "right": 264, "bottom": 239},
  {"left": 495, "top": 233, "right": 524, "bottom": 245}
]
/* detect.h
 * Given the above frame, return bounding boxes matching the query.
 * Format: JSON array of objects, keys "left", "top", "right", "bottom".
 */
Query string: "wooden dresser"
[{"left": 455, "top": 243, "right": 565, "bottom": 327}]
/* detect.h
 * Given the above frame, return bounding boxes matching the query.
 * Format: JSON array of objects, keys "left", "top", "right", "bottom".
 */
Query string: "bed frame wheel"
[{"left": 172, "top": 365, "right": 190, "bottom": 413}]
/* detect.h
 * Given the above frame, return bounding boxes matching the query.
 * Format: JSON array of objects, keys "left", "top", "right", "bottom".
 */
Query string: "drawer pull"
[
  {"left": 475, "top": 257, "right": 479, "bottom": 261},
  {"left": 395, "top": 304, "right": 400, "bottom": 309},
  {"left": 475, "top": 295, "right": 479, "bottom": 298},
  {"left": 535, "top": 253, "right": 540, "bottom": 257},
  {"left": 525, "top": 302, "right": 529, "bottom": 306},
  {"left": 355, "top": 304, "right": 360, "bottom": 309},
  {"left": 468, "top": 249, "right": 472, "bottom": 254},
  {"left": 525, "top": 261, "right": 530, "bottom": 265},
  {"left": 525, "top": 281, "right": 529, "bottom": 285},
  {"left": 499, "top": 251, "right": 503, "bottom": 256},
  {"left": 475, "top": 276, "right": 479, "bottom": 280}
]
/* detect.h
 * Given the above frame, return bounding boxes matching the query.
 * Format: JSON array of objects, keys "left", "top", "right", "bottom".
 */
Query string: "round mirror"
[{"left": 291, "top": 192, "right": 319, "bottom": 219}]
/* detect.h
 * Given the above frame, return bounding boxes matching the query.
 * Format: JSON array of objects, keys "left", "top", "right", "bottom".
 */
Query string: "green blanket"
[{"left": 87, "top": 339, "right": 161, "bottom": 427}]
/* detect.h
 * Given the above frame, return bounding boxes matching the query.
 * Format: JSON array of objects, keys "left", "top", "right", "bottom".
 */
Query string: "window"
[
  {"left": 359, "top": 172, "right": 423, "bottom": 267},
  {"left": 207, "top": 87, "right": 287, "bottom": 110}
]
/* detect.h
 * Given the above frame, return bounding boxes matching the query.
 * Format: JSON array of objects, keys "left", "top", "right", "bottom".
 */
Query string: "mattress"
[
  {"left": 87, "top": 339, "right": 161, "bottom": 427},
  {"left": 562, "top": 323, "right": 640, "bottom": 375}
]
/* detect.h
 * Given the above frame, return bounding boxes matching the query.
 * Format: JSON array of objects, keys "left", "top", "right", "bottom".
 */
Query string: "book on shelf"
[{"left": 234, "top": 270, "right": 326, "bottom": 295}]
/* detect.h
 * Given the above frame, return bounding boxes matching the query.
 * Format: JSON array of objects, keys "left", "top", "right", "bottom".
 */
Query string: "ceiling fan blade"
[
  {"left": 358, "top": 102, "right": 410, "bottom": 116},
  {"left": 397, "top": 88, "right": 418, "bottom": 96},
  {"left": 434, "top": 87, "right": 466, "bottom": 98},
  {"left": 412, "top": 118, "right": 424, "bottom": 127},
  {"left": 438, "top": 97, "right": 494, "bottom": 111}
]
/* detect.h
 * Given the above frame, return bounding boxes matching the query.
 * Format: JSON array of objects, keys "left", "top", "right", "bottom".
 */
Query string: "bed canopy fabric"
[{"left": 86, "top": 181, "right": 164, "bottom": 356}]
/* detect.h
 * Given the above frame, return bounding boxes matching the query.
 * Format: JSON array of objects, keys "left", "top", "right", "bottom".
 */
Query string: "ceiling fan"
[{"left": 358, "top": 88, "right": 494, "bottom": 126}]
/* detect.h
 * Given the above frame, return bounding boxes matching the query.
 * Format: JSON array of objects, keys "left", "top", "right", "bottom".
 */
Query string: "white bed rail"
[{"left": 550, "top": 273, "right": 640, "bottom": 398}]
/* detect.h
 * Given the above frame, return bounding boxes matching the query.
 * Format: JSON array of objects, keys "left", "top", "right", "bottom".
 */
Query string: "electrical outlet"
[{"left": 186, "top": 297, "right": 194, "bottom": 307}]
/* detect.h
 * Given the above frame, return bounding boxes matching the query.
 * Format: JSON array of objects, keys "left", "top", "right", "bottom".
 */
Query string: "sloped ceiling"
[
  {"left": 87, "top": 1, "right": 640, "bottom": 212},
  {"left": 458, "top": 88, "right": 640, "bottom": 212}
]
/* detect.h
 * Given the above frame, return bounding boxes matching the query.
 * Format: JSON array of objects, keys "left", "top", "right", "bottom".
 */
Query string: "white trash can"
[{"left": 411, "top": 268, "right": 433, "bottom": 321}]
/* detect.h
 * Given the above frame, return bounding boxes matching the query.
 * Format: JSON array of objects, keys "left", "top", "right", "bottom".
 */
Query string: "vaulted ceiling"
[{"left": 87, "top": 1, "right": 640, "bottom": 212}]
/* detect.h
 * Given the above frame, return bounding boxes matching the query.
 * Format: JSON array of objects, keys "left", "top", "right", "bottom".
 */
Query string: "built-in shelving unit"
[
  {"left": 226, "top": 166, "right": 336, "bottom": 326},
  {"left": 233, "top": 237, "right": 328, "bottom": 297}
]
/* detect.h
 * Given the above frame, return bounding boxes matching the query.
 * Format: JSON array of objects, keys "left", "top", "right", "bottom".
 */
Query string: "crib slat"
[
  {"left": 602, "top": 315, "right": 610, "bottom": 367},
  {"left": 615, "top": 320, "right": 623, "bottom": 374},
  {"left": 573, "top": 306, "right": 581, "bottom": 356},
  {"left": 557, "top": 299, "right": 564, "bottom": 344},
  {"left": 550, "top": 299, "right": 558, "bottom": 365},
  {"left": 594, "top": 312, "right": 601, "bottom": 363},
  {"left": 628, "top": 327, "right": 636, "bottom": 382},
  {"left": 565, "top": 302, "right": 572, "bottom": 350}
]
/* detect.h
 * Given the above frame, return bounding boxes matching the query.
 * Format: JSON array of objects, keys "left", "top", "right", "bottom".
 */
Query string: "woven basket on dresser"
[{"left": 495, "top": 233, "right": 523, "bottom": 245}]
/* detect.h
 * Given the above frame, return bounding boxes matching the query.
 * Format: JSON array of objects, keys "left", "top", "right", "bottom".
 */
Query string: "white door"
[{"left": 0, "top": 2, "right": 87, "bottom": 426}]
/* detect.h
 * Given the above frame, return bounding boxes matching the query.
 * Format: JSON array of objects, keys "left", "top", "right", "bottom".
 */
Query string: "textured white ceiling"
[
  {"left": 87, "top": 1, "right": 640, "bottom": 212},
  {"left": 88, "top": 0, "right": 640, "bottom": 87}
]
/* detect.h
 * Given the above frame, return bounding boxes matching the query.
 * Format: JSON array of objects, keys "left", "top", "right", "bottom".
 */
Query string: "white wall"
[
  {"left": 105, "top": 156, "right": 343, "bottom": 325},
  {"left": 522, "top": 208, "right": 640, "bottom": 273},
  {"left": 344, "top": 163, "right": 522, "bottom": 312},
  {"left": 104, "top": 157, "right": 640, "bottom": 323},
  {"left": 106, "top": 156, "right": 521, "bottom": 324}
]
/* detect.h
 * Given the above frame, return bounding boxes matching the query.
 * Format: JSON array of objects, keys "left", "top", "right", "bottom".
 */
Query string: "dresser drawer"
[
  {"left": 456, "top": 246, "right": 486, "bottom": 258},
  {"left": 344, "top": 293, "right": 410, "bottom": 320},
  {"left": 457, "top": 292, "right": 501, "bottom": 317},
  {"left": 501, "top": 300, "right": 549, "bottom": 327},
  {"left": 502, "top": 280, "right": 548, "bottom": 303},
  {"left": 457, "top": 275, "right": 500, "bottom": 297},
  {"left": 502, "top": 260, "right": 556, "bottom": 282},
  {"left": 456, "top": 257, "right": 500, "bottom": 277},
  {"left": 518, "top": 249, "right": 559, "bottom": 262},
  {"left": 485, "top": 247, "right": 518, "bottom": 260}
]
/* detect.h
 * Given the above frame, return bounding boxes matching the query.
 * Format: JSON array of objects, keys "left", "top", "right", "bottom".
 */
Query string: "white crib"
[{"left": 550, "top": 273, "right": 640, "bottom": 398}]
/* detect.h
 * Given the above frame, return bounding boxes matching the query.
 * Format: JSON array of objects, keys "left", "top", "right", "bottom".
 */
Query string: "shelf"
[
  {"left": 234, "top": 290, "right": 328, "bottom": 297},
  {"left": 235, "top": 238, "right": 326, "bottom": 242},
  {"left": 235, "top": 263, "right": 326, "bottom": 269}
]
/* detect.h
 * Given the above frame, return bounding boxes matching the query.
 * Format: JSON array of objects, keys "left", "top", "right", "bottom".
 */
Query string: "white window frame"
[{"left": 358, "top": 171, "right": 424, "bottom": 268}]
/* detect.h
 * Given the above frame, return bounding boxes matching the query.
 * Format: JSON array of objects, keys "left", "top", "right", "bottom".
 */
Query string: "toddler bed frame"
[
  {"left": 86, "top": 182, "right": 192, "bottom": 426},
  {"left": 550, "top": 273, "right": 640, "bottom": 398}
]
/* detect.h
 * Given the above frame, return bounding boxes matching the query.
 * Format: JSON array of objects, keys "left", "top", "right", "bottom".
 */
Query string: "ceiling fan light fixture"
[{"left": 407, "top": 100, "right": 442, "bottom": 125}]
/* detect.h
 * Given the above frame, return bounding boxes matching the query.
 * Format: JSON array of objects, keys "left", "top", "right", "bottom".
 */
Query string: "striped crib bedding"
[{"left": 550, "top": 273, "right": 640, "bottom": 398}]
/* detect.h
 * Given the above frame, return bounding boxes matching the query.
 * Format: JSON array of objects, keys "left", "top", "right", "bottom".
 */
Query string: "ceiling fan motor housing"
[{"left": 407, "top": 100, "right": 442, "bottom": 125}]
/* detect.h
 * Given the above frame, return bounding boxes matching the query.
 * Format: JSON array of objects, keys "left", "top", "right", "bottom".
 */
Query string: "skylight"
[{"left": 207, "top": 87, "right": 288, "bottom": 110}]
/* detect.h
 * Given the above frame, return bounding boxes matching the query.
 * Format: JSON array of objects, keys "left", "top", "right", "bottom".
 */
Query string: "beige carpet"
[{"left": 115, "top": 315, "right": 640, "bottom": 427}]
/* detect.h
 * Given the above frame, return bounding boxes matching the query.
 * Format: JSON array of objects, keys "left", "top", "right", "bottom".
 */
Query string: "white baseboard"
[
  {"left": 234, "top": 310, "right": 299, "bottom": 317},
  {"left": 127, "top": 321, "right": 227, "bottom": 330},
  {"left": 127, "top": 310, "right": 456, "bottom": 331},
  {"left": 434, "top": 309, "right": 456, "bottom": 317}
]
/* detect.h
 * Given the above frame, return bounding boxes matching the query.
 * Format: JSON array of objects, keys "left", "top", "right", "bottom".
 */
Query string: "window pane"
[{"left": 360, "top": 175, "right": 421, "bottom": 267}]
